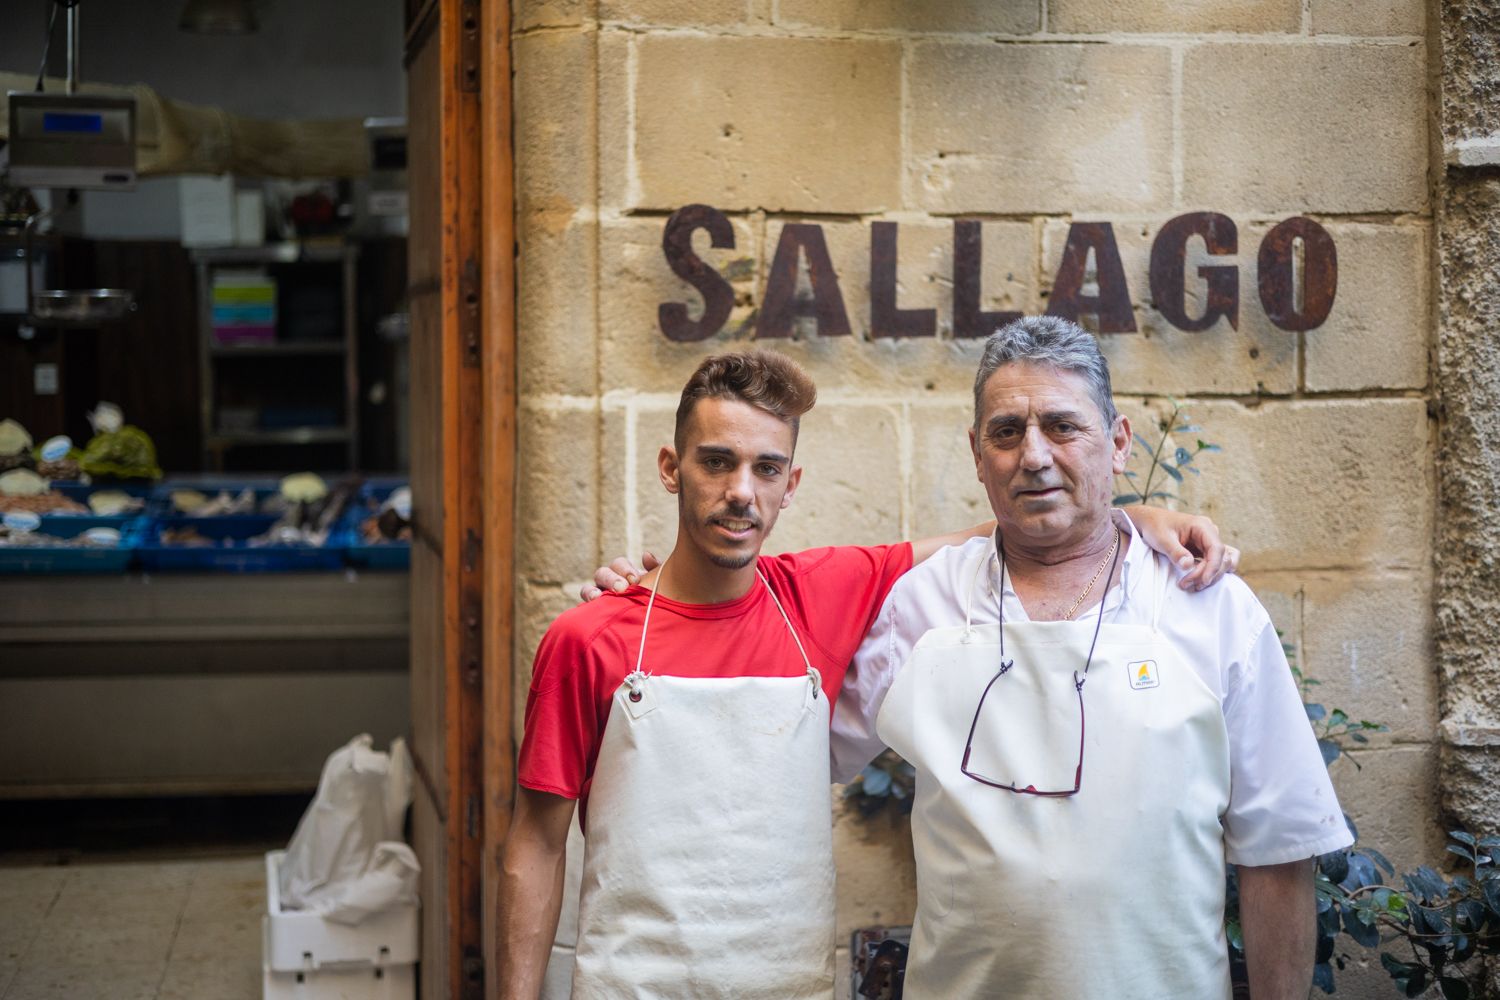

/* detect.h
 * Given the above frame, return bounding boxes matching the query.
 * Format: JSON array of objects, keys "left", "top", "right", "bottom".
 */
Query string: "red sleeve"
[
  {"left": 761, "top": 543, "right": 913, "bottom": 667},
  {"left": 516, "top": 607, "right": 624, "bottom": 800}
]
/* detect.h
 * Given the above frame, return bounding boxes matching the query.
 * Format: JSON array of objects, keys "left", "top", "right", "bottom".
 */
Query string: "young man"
[{"left": 499, "top": 350, "right": 1231, "bottom": 999}]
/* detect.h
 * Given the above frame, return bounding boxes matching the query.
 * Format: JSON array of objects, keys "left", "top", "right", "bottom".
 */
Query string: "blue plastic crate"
[
  {"left": 145, "top": 484, "right": 284, "bottom": 520},
  {"left": 341, "top": 484, "right": 410, "bottom": 571},
  {"left": 0, "top": 518, "right": 139, "bottom": 574},
  {"left": 137, "top": 516, "right": 344, "bottom": 573}
]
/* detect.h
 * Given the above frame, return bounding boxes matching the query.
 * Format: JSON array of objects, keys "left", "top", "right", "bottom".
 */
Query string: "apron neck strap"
[{"left": 630, "top": 559, "right": 820, "bottom": 697}]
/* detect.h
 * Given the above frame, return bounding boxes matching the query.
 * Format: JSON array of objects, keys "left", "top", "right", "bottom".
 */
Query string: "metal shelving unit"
[{"left": 193, "top": 242, "right": 360, "bottom": 470}]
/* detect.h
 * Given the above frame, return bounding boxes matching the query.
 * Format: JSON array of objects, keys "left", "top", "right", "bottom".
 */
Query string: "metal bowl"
[{"left": 30, "top": 289, "right": 137, "bottom": 325}]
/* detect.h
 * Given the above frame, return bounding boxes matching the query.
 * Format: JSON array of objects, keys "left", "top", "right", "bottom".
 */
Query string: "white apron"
[
  {"left": 571, "top": 569, "right": 836, "bottom": 1000},
  {"left": 876, "top": 542, "right": 1233, "bottom": 1000}
]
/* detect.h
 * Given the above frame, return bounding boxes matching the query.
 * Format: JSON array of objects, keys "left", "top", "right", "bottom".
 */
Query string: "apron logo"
[{"left": 1128, "top": 660, "right": 1160, "bottom": 690}]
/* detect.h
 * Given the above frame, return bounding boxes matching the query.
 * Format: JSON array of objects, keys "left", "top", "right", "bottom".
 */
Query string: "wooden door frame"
[
  {"left": 404, "top": 0, "right": 514, "bottom": 996},
  {"left": 479, "top": 0, "right": 518, "bottom": 993}
]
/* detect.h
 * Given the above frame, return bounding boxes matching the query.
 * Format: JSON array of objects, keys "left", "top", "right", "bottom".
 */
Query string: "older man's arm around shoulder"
[
  {"left": 497, "top": 788, "right": 574, "bottom": 1000},
  {"left": 1239, "top": 857, "right": 1316, "bottom": 1000}
]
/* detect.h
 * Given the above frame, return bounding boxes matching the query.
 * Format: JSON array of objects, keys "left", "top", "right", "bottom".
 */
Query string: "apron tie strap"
[
  {"left": 762, "top": 569, "right": 822, "bottom": 695},
  {"left": 961, "top": 545, "right": 991, "bottom": 643}
]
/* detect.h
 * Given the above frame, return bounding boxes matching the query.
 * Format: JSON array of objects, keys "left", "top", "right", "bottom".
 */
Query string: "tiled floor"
[{"left": 0, "top": 855, "right": 264, "bottom": 1000}]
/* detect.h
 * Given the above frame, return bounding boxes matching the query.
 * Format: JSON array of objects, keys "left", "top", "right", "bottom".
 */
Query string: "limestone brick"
[
  {"left": 832, "top": 803, "right": 918, "bottom": 939},
  {"left": 907, "top": 43, "right": 1173, "bottom": 215},
  {"left": 1182, "top": 43, "right": 1428, "bottom": 213},
  {"left": 1440, "top": 746, "right": 1500, "bottom": 837},
  {"left": 517, "top": 402, "right": 601, "bottom": 582},
  {"left": 516, "top": 0, "right": 592, "bottom": 30},
  {"left": 1049, "top": 0, "right": 1299, "bottom": 34},
  {"left": 605, "top": 401, "right": 680, "bottom": 562},
  {"left": 764, "top": 403, "right": 905, "bottom": 553},
  {"left": 1332, "top": 745, "right": 1445, "bottom": 874},
  {"left": 1038, "top": 217, "right": 1298, "bottom": 396},
  {"left": 1311, "top": 0, "right": 1424, "bottom": 36},
  {"left": 748, "top": 217, "right": 1034, "bottom": 396},
  {"left": 518, "top": 216, "right": 598, "bottom": 397},
  {"left": 600, "top": 0, "right": 748, "bottom": 27},
  {"left": 632, "top": 35, "right": 903, "bottom": 213},
  {"left": 514, "top": 580, "right": 581, "bottom": 733},
  {"left": 1243, "top": 570, "right": 1436, "bottom": 744},
  {"left": 777, "top": 0, "right": 1038, "bottom": 34},
  {"left": 908, "top": 401, "right": 987, "bottom": 540},
  {"left": 1250, "top": 220, "right": 1429, "bottom": 393},
  {"left": 597, "top": 214, "right": 762, "bottom": 394},
  {"left": 514, "top": 28, "right": 597, "bottom": 217},
  {"left": 598, "top": 30, "right": 632, "bottom": 211},
  {"left": 1169, "top": 399, "right": 1431, "bottom": 572}
]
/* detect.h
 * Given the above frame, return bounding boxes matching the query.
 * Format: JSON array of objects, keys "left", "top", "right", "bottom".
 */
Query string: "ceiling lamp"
[{"left": 178, "top": 0, "right": 258, "bottom": 34}]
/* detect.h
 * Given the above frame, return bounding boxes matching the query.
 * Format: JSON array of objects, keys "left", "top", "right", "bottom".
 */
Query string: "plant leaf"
[
  {"left": 1319, "top": 739, "right": 1341, "bottom": 766},
  {"left": 1311, "top": 961, "right": 1335, "bottom": 993},
  {"left": 1441, "top": 977, "right": 1470, "bottom": 1000},
  {"left": 1159, "top": 462, "right": 1184, "bottom": 483}
]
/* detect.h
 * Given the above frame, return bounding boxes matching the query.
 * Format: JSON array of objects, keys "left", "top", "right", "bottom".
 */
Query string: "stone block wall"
[{"left": 513, "top": 0, "right": 1436, "bottom": 989}]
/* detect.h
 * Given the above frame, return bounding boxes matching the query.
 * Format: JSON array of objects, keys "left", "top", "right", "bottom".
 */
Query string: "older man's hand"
[{"left": 579, "top": 551, "right": 661, "bottom": 602}]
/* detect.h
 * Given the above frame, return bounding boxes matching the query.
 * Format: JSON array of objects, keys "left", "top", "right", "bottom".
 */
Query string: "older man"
[{"left": 831, "top": 316, "right": 1350, "bottom": 1000}]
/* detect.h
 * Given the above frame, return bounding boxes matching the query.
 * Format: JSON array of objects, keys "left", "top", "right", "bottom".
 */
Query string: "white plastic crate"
[{"left": 263, "top": 850, "right": 418, "bottom": 1000}]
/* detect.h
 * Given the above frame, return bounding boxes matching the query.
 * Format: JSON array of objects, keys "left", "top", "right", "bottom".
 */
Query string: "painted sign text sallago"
[{"left": 657, "top": 204, "right": 1337, "bottom": 342}]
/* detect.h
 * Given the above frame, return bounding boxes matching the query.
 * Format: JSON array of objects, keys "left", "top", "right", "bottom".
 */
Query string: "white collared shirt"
[{"left": 831, "top": 509, "right": 1355, "bottom": 867}]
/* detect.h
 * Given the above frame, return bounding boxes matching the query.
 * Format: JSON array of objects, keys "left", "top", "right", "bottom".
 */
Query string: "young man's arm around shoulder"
[{"left": 497, "top": 787, "right": 576, "bottom": 1000}]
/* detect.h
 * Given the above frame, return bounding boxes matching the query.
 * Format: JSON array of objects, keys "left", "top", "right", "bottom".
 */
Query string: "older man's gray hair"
[{"left": 973, "top": 316, "right": 1120, "bottom": 429}]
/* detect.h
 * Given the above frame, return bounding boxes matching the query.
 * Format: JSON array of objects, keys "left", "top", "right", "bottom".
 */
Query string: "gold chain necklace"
[{"left": 1061, "top": 528, "right": 1120, "bottom": 621}]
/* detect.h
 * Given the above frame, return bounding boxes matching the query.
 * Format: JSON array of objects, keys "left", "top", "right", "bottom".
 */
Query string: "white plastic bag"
[{"left": 278, "top": 733, "right": 419, "bottom": 924}]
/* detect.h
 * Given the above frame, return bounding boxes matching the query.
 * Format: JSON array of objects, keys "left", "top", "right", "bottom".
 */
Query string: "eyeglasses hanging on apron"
[
  {"left": 959, "top": 526, "right": 1122, "bottom": 797},
  {"left": 872, "top": 529, "right": 1235, "bottom": 999}
]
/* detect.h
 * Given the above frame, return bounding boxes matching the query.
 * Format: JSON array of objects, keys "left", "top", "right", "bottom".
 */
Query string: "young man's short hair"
[{"left": 674, "top": 351, "right": 817, "bottom": 454}]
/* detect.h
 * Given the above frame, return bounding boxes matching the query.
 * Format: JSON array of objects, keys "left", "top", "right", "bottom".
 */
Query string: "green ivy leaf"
[
  {"left": 1440, "top": 976, "right": 1470, "bottom": 1000},
  {"left": 1319, "top": 739, "right": 1341, "bottom": 766}
]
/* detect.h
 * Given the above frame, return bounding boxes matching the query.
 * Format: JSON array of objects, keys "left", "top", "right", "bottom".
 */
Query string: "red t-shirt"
[{"left": 517, "top": 544, "right": 913, "bottom": 809}]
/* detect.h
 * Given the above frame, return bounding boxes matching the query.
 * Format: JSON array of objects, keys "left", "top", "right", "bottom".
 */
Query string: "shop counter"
[{"left": 0, "top": 572, "right": 410, "bottom": 798}]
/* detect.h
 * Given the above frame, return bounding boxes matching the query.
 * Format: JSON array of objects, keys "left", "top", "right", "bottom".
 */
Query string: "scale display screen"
[
  {"left": 41, "top": 111, "right": 104, "bottom": 134},
  {"left": 6, "top": 92, "right": 136, "bottom": 189}
]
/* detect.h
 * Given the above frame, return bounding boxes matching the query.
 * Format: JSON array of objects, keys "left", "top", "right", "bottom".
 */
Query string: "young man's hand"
[{"left": 1125, "top": 505, "right": 1240, "bottom": 591}]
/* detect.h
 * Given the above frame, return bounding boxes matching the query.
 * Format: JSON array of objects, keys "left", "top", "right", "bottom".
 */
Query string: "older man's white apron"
[
  {"left": 876, "top": 544, "right": 1233, "bottom": 999},
  {"left": 570, "top": 569, "right": 835, "bottom": 1000}
]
